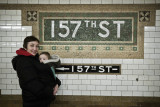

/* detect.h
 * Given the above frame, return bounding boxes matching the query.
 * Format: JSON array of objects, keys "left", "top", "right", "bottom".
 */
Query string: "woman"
[{"left": 12, "top": 36, "right": 61, "bottom": 107}]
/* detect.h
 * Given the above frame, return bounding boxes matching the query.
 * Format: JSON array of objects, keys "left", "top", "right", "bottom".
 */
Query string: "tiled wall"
[{"left": 0, "top": 0, "right": 160, "bottom": 97}]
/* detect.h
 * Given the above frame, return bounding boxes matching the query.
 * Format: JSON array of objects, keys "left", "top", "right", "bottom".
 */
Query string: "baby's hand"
[{"left": 53, "top": 84, "right": 59, "bottom": 95}]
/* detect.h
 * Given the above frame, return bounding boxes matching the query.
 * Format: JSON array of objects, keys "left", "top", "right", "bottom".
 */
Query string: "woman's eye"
[{"left": 30, "top": 44, "right": 34, "bottom": 47}]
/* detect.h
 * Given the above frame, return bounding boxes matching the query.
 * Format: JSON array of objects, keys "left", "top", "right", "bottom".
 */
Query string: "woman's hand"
[{"left": 53, "top": 84, "right": 59, "bottom": 95}]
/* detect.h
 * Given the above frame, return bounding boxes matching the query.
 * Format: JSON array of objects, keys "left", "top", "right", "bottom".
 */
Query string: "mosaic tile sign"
[
  {"left": 1, "top": 4, "right": 158, "bottom": 58},
  {"left": 40, "top": 12, "right": 137, "bottom": 46},
  {"left": 38, "top": 11, "right": 141, "bottom": 58}
]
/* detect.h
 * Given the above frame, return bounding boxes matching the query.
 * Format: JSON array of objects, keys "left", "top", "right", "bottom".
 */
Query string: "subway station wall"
[{"left": 0, "top": 0, "right": 160, "bottom": 97}]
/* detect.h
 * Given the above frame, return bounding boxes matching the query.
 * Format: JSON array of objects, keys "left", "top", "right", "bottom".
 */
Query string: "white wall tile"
[
  {"left": 1, "top": 90, "right": 12, "bottom": 94},
  {"left": 72, "top": 80, "right": 81, "bottom": 84},
  {"left": 28, "top": 0, "right": 38, "bottom": 4},
  {"left": 0, "top": 84, "right": 6, "bottom": 89},
  {"left": 154, "top": 81, "right": 160, "bottom": 87},
  {"left": 7, "top": 84, "right": 16, "bottom": 89},
  {"left": 154, "top": 92, "right": 160, "bottom": 97},
  {"left": 138, "top": 86, "right": 148, "bottom": 91},
  {"left": 155, "top": 38, "right": 160, "bottom": 43},
  {"left": 63, "top": 90, "right": 72, "bottom": 95},
  {"left": 49, "top": 0, "right": 60, "bottom": 4},
  {"left": 70, "top": 0, "right": 80, "bottom": 4},
  {"left": 81, "top": 0, "right": 91, "bottom": 4},
  {"left": 6, "top": 10, "right": 17, "bottom": 15},
  {"left": 133, "top": 91, "right": 143, "bottom": 96},
  {"left": 122, "top": 81, "right": 132, "bottom": 85},
  {"left": 112, "top": 91, "right": 121, "bottom": 96},
  {"left": 60, "top": 0, "right": 69, "bottom": 4},
  {"left": 150, "top": 32, "right": 160, "bottom": 37},
  {"left": 123, "top": 0, "right": 134, "bottom": 4},
  {"left": 87, "top": 85, "right": 95, "bottom": 90},
  {"left": 90, "top": 58, "right": 101, "bottom": 64},
  {"left": 145, "top": 0, "right": 156, "bottom": 4},
  {"left": 68, "top": 74, "right": 78, "bottom": 79},
  {"left": 102, "top": 0, "right": 112, "bottom": 4},
  {"left": 68, "top": 85, "right": 78, "bottom": 90},
  {"left": 2, "top": 79, "right": 12, "bottom": 84},
  {"left": 73, "top": 90, "right": 81, "bottom": 95},
  {"left": 61, "top": 58, "right": 73, "bottom": 64},
  {"left": 22, "top": 26, "right": 32, "bottom": 31},
  {"left": 12, "top": 90, "right": 22, "bottom": 94},
  {"left": 101, "top": 91, "right": 112, "bottom": 96},
  {"left": 128, "top": 86, "right": 137, "bottom": 91},
  {"left": 143, "top": 92, "right": 153, "bottom": 96},
  {"left": 0, "top": 21, "right": 6, "bottom": 25},
  {"left": 0, "top": 73, "right": 7, "bottom": 78},
  {"left": 101, "top": 80, "right": 111, "bottom": 85},
  {"left": 96, "top": 85, "right": 106, "bottom": 90},
  {"left": 117, "top": 86, "right": 127, "bottom": 90},
  {"left": 82, "top": 91, "right": 90, "bottom": 95},
  {"left": 112, "top": 80, "right": 121, "bottom": 85},
  {"left": 91, "top": 0, "right": 102, "bottom": 4},
  {"left": 156, "top": 21, "right": 160, "bottom": 26},
  {"left": 128, "top": 65, "right": 138, "bottom": 69},
  {"left": 149, "top": 76, "right": 160, "bottom": 80},
  {"left": 102, "top": 59, "right": 112, "bottom": 64},
  {"left": 145, "top": 26, "right": 156, "bottom": 31},
  {"left": 91, "top": 91, "right": 100, "bottom": 95},
  {"left": 91, "top": 80, "right": 100, "bottom": 85},
  {"left": 143, "top": 70, "right": 155, "bottom": 75},
  {"left": 39, "top": 0, "right": 49, "bottom": 4},
  {"left": 8, "top": 0, "right": 18, "bottom": 4},
  {"left": 155, "top": 70, "right": 160, "bottom": 75},
  {"left": 79, "top": 85, "right": 87, "bottom": 90},
  {"left": 82, "top": 80, "right": 90, "bottom": 84},
  {"left": 7, "top": 74, "right": 17, "bottom": 79},
  {"left": 122, "top": 59, "right": 133, "bottom": 64},
  {"left": 82, "top": 58, "right": 91, "bottom": 64},
  {"left": 134, "top": 0, "right": 144, "bottom": 4},
  {"left": 156, "top": 16, "right": 160, "bottom": 21},
  {"left": 12, "top": 16, "right": 21, "bottom": 20},
  {"left": 144, "top": 81, "right": 154, "bottom": 85},
  {"left": 113, "top": 0, "right": 122, "bottom": 4},
  {"left": 149, "top": 86, "right": 159, "bottom": 91},
  {"left": 122, "top": 91, "right": 132, "bottom": 96},
  {"left": 79, "top": 75, "right": 87, "bottom": 79},
  {"left": 156, "top": 10, "right": 160, "bottom": 15},
  {"left": 107, "top": 86, "right": 117, "bottom": 91},
  {"left": 128, "top": 75, "right": 138, "bottom": 80},
  {"left": 17, "top": 0, "right": 28, "bottom": 4}
]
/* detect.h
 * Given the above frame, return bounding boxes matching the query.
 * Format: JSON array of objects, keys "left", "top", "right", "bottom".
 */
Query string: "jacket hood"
[
  {"left": 12, "top": 48, "right": 39, "bottom": 71},
  {"left": 16, "top": 48, "right": 33, "bottom": 56}
]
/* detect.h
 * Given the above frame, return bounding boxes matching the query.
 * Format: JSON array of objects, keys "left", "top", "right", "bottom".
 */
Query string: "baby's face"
[{"left": 39, "top": 54, "right": 49, "bottom": 63}]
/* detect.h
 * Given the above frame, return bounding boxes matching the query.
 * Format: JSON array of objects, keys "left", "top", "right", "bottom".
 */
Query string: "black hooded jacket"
[{"left": 12, "top": 48, "right": 61, "bottom": 107}]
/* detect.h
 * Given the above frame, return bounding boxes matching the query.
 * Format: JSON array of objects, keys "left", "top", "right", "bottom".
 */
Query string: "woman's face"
[{"left": 26, "top": 41, "right": 39, "bottom": 56}]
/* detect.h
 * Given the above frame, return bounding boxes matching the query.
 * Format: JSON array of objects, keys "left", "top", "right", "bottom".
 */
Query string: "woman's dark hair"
[
  {"left": 23, "top": 36, "right": 40, "bottom": 49},
  {"left": 39, "top": 52, "right": 51, "bottom": 59}
]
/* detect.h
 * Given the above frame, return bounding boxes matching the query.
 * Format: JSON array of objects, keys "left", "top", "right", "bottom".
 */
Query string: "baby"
[
  {"left": 38, "top": 52, "right": 61, "bottom": 96},
  {"left": 39, "top": 52, "right": 61, "bottom": 80}
]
